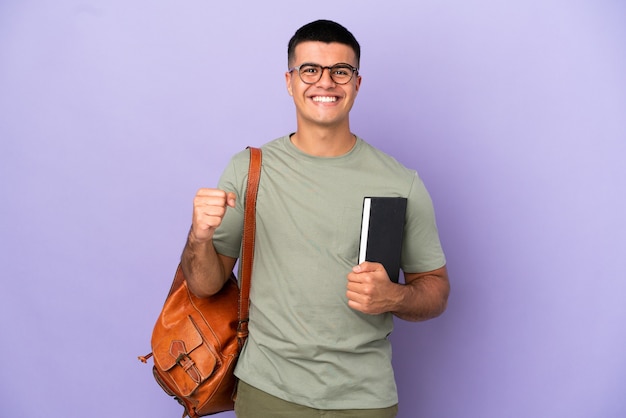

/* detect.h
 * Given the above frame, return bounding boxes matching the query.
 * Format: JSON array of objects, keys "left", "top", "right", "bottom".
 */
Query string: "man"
[{"left": 181, "top": 19, "right": 449, "bottom": 418}]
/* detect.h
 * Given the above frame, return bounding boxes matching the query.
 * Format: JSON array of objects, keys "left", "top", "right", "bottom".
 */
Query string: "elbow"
[
  {"left": 434, "top": 266, "right": 450, "bottom": 316},
  {"left": 441, "top": 277, "right": 450, "bottom": 313},
  {"left": 181, "top": 263, "right": 225, "bottom": 299},
  {"left": 433, "top": 294, "right": 449, "bottom": 318},
  {"left": 187, "top": 279, "right": 225, "bottom": 299},
  {"left": 187, "top": 283, "right": 212, "bottom": 299},
  {"left": 418, "top": 274, "right": 450, "bottom": 321},
  {"left": 434, "top": 277, "right": 451, "bottom": 317}
]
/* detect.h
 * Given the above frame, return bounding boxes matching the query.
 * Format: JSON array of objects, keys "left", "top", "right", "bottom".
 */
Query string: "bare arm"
[
  {"left": 346, "top": 263, "right": 450, "bottom": 322},
  {"left": 390, "top": 266, "right": 449, "bottom": 321},
  {"left": 181, "top": 188, "right": 238, "bottom": 298}
]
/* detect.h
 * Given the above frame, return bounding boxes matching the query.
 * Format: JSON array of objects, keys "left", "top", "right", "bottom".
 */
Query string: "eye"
[
  {"left": 331, "top": 66, "right": 352, "bottom": 77},
  {"left": 300, "top": 65, "right": 319, "bottom": 74}
]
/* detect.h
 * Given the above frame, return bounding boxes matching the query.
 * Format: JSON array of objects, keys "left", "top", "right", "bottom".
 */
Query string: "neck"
[{"left": 291, "top": 125, "right": 356, "bottom": 157}]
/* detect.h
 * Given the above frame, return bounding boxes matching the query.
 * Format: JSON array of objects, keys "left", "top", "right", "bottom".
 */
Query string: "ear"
[
  {"left": 354, "top": 75, "right": 362, "bottom": 93},
  {"left": 285, "top": 71, "right": 293, "bottom": 96}
]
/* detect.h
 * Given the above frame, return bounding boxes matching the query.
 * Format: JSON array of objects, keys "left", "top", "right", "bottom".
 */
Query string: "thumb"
[
  {"left": 352, "top": 261, "right": 381, "bottom": 273},
  {"left": 226, "top": 192, "right": 237, "bottom": 208}
]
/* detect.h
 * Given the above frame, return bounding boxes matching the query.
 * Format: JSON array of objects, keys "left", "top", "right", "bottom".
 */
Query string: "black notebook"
[{"left": 358, "top": 197, "right": 408, "bottom": 283}]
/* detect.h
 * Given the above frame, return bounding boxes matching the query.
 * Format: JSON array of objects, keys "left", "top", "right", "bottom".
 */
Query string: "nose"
[{"left": 317, "top": 67, "right": 336, "bottom": 86}]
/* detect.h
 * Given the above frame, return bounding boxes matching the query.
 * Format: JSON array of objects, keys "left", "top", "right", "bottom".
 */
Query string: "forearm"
[
  {"left": 391, "top": 267, "right": 450, "bottom": 322},
  {"left": 181, "top": 229, "right": 229, "bottom": 298}
]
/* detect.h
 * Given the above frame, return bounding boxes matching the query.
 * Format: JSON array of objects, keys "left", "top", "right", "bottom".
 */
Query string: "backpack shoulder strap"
[{"left": 237, "top": 146, "right": 262, "bottom": 344}]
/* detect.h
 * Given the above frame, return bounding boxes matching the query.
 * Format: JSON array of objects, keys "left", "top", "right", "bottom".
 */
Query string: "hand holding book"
[
  {"left": 358, "top": 197, "right": 407, "bottom": 283},
  {"left": 346, "top": 261, "right": 400, "bottom": 314}
]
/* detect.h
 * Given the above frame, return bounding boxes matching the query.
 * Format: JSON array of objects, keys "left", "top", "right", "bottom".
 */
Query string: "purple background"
[{"left": 1, "top": 1, "right": 625, "bottom": 417}]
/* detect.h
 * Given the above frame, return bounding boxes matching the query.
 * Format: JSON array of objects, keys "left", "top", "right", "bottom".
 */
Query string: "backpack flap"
[{"left": 152, "top": 316, "right": 218, "bottom": 397}]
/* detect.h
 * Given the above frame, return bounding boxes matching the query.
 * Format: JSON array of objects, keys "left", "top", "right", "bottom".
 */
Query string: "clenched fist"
[{"left": 189, "top": 188, "right": 237, "bottom": 243}]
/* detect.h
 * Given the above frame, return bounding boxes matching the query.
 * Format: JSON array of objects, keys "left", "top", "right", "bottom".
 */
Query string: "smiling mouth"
[{"left": 312, "top": 96, "right": 338, "bottom": 103}]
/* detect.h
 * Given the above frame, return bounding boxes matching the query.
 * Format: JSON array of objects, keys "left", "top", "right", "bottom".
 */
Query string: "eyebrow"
[{"left": 298, "top": 62, "right": 356, "bottom": 68}]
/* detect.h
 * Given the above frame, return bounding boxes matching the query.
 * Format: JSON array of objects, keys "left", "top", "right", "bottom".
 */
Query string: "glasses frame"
[{"left": 288, "top": 62, "right": 359, "bottom": 85}]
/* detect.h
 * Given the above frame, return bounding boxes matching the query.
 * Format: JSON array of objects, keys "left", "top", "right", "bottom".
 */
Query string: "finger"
[
  {"left": 194, "top": 194, "right": 229, "bottom": 209},
  {"left": 346, "top": 286, "right": 365, "bottom": 301},
  {"left": 346, "top": 280, "right": 359, "bottom": 291},
  {"left": 195, "top": 205, "right": 227, "bottom": 221},
  {"left": 352, "top": 261, "right": 384, "bottom": 274},
  {"left": 226, "top": 192, "right": 237, "bottom": 208},
  {"left": 195, "top": 189, "right": 237, "bottom": 209},
  {"left": 346, "top": 270, "right": 364, "bottom": 284},
  {"left": 195, "top": 187, "right": 228, "bottom": 197},
  {"left": 346, "top": 291, "right": 371, "bottom": 313},
  {"left": 347, "top": 266, "right": 377, "bottom": 284}
]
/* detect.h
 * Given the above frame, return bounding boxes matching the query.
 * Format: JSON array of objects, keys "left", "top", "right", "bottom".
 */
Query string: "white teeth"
[{"left": 312, "top": 96, "right": 337, "bottom": 103}]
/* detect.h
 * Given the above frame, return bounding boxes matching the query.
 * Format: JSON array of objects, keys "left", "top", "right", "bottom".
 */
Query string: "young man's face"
[{"left": 286, "top": 41, "right": 361, "bottom": 131}]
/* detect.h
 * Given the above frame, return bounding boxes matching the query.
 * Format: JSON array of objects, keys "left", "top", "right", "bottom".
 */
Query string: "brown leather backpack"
[{"left": 139, "top": 147, "right": 261, "bottom": 417}]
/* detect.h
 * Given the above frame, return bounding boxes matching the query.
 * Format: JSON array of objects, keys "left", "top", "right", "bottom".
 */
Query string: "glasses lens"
[
  {"left": 329, "top": 65, "right": 354, "bottom": 84},
  {"left": 298, "top": 64, "right": 322, "bottom": 84}
]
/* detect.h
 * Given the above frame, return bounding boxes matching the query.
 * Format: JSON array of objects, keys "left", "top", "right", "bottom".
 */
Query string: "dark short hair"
[{"left": 287, "top": 20, "right": 360, "bottom": 67}]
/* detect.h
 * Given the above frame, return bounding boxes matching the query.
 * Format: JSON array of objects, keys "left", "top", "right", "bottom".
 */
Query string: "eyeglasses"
[{"left": 288, "top": 63, "right": 359, "bottom": 85}]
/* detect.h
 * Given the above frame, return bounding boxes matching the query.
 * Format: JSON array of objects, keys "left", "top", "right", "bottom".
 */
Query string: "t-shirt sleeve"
[
  {"left": 211, "top": 151, "right": 249, "bottom": 259},
  {"left": 400, "top": 172, "right": 446, "bottom": 273}
]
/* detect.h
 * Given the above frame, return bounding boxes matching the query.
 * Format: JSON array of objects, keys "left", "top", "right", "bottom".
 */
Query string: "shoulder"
[
  {"left": 356, "top": 137, "right": 417, "bottom": 178},
  {"left": 226, "top": 136, "right": 287, "bottom": 169},
  {"left": 238, "top": 136, "right": 290, "bottom": 163}
]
